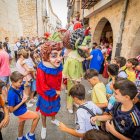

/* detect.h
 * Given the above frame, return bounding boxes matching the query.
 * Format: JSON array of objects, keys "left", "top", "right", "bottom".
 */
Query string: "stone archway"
[
  {"left": 129, "top": 27, "right": 140, "bottom": 58},
  {"left": 93, "top": 17, "right": 113, "bottom": 44}
]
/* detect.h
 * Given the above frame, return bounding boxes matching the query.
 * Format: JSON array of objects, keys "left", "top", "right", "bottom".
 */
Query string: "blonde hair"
[{"left": 18, "top": 49, "right": 29, "bottom": 59}]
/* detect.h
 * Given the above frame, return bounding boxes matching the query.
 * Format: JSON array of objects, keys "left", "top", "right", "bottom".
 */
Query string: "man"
[
  {"left": 3, "top": 37, "right": 11, "bottom": 55},
  {"left": 86, "top": 45, "right": 104, "bottom": 73},
  {"left": 0, "top": 43, "right": 11, "bottom": 102}
]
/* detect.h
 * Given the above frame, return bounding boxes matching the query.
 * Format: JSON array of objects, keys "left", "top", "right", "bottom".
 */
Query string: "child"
[
  {"left": 0, "top": 81, "right": 9, "bottom": 140},
  {"left": 83, "top": 129, "right": 111, "bottom": 140},
  {"left": 134, "top": 58, "right": 140, "bottom": 110},
  {"left": 125, "top": 58, "right": 139, "bottom": 82},
  {"left": 91, "top": 79, "right": 140, "bottom": 140},
  {"left": 106, "top": 64, "right": 119, "bottom": 95},
  {"left": 7, "top": 71, "right": 40, "bottom": 140},
  {"left": 84, "top": 69, "right": 108, "bottom": 109},
  {"left": 59, "top": 83, "right": 102, "bottom": 139},
  {"left": 16, "top": 49, "right": 34, "bottom": 107},
  {"left": 24, "top": 50, "right": 37, "bottom": 103},
  {"left": 112, "top": 56, "right": 127, "bottom": 78},
  {"left": 24, "top": 49, "right": 36, "bottom": 79},
  {"left": 36, "top": 41, "right": 63, "bottom": 139}
]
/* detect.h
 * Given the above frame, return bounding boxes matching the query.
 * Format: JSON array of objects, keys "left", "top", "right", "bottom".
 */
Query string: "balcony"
[
  {"left": 81, "top": 0, "right": 100, "bottom": 9},
  {"left": 83, "top": 0, "right": 120, "bottom": 18}
]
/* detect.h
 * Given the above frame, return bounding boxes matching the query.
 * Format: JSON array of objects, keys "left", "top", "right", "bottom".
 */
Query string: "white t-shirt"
[
  {"left": 75, "top": 101, "right": 102, "bottom": 134},
  {"left": 14, "top": 42, "right": 20, "bottom": 51},
  {"left": 24, "top": 57, "right": 34, "bottom": 68},
  {"left": 118, "top": 69, "right": 127, "bottom": 79}
]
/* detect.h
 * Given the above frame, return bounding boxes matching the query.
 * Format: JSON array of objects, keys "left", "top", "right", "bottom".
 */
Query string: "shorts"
[
  {"left": 31, "top": 79, "right": 36, "bottom": 92},
  {"left": 18, "top": 110, "right": 39, "bottom": 122},
  {"left": 0, "top": 76, "right": 9, "bottom": 85},
  {"left": 22, "top": 81, "right": 31, "bottom": 87}
]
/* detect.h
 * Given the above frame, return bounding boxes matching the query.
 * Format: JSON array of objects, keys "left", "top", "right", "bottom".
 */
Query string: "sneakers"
[
  {"left": 68, "top": 109, "right": 73, "bottom": 114},
  {"left": 26, "top": 102, "right": 33, "bottom": 108},
  {"left": 51, "top": 119, "right": 60, "bottom": 126},
  {"left": 17, "top": 136, "right": 26, "bottom": 140},
  {"left": 41, "top": 127, "right": 47, "bottom": 139},
  {"left": 26, "top": 133, "right": 36, "bottom": 140}
]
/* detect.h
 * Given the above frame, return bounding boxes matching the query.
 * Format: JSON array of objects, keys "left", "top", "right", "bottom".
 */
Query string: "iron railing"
[{"left": 81, "top": 0, "right": 100, "bottom": 9}]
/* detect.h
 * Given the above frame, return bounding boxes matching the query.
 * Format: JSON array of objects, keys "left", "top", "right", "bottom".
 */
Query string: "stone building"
[
  {"left": 0, "top": 0, "right": 23, "bottom": 42},
  {"left": 0, "top": 0, "right": 61, "bottom": 43},
  {"left": 46, "top": 0, "right": 62, "bottom": 33},
  {"left": 67, "top": 0, "right": 140, "bottom": 58}
]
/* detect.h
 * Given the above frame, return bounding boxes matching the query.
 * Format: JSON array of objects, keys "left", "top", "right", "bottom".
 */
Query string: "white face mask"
[{"left": 49, "top": 50, "right": 63, "bottom": 68}]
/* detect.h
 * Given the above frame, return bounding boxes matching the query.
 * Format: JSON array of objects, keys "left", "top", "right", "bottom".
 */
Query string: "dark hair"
[
  {"left": 93, "top": 42, "right": 97, "bottom": 46},
  {"left": 69, "top": 84, "right": 85, "bottom": 100},
  {"left": 5, "top": 37, "right": 8, "bottom": 40},
  {"left": 0, "top": 81, "right": 6, "bottom": 93},
  {"left": 84, "top": 69, "right": 99, "bottom": 79},
  {"left": 83, "top": 129, "right": 112, "bottom": 140},
  {"left": 127, "top": 58, "right": 139, "bottom": 67},
  {"left": 10, "top": 71, "right": 24, "bottom": 82},
  {"left": 113, "top": 79, "right": 137, "bottom": 99},
  {"left": 0, "top": 42, "right": 2, "bottom": 49},
  {"left": 107, "top": 64, "right": 119, "bottom": 76},
  {"left": 114, "top": 56, "right": 126, "bottom": 67}
]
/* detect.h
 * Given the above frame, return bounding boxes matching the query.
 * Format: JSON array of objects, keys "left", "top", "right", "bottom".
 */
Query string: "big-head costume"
[
  {"left": 63, "top": 23, "right": 91, "bottom": 110},
  {"left": 36, "top": 41, "right": 63, "bottom": 116}
]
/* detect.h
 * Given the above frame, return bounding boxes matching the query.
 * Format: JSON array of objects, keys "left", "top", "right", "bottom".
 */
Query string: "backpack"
[
  {"left": 118, "top": 68, "right": 128, "bottom": 79},
  {"left": 78, "top": 105, "right": 99, "bottom": 130}
]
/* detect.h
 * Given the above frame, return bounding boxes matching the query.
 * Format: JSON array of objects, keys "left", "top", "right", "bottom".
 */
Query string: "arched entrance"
[
  {"left": 93, "top": 17, "right": 113, "bottom": 44},
  {"left": 129, "top": 27, "right": 140, "bottom": 58}
]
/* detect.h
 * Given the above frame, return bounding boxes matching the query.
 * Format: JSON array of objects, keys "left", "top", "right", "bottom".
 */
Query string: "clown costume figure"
[
  {"left": 36, "top": 41, "right": 63, "bottom": 139},
  {"left": 62, "top": 24, "right": 91, "bottom": 114}
]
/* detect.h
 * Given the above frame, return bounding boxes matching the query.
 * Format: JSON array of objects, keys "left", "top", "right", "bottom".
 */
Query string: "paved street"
[
  {"left": 2, "top": 62, "right": 107, "bottom": 140},
  {"left": 2, "top": 89, "right": 79, "bottom": 140}
]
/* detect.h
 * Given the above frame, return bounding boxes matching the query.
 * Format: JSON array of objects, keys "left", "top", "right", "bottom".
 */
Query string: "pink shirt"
[
  {"left": 0, "top": 50, "right": 11, "bottom": 76},
  {"left": 16, "top": 59, "right": 32, "bottom": 82}
]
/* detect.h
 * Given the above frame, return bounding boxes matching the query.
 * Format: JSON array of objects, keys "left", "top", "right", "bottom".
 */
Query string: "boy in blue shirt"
[{"left": 8, "top": 71, "right": 40, "bottom": 140}]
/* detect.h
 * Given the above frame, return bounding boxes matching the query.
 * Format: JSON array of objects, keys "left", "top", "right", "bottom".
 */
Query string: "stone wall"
[
  {"left": 88, "top": 0, "right": 140, "bottom": 58},
  {"left": 0, "top": 0, "right": 46, "bottom": 42},
  {"left": 0, "top": 0, "right": 23, "bottom": 43},
  {"left": 17, "top": 0, "right": 37, "bottom": 37},
  {"left": 121, "top": 0, "right": 140, "bottom": 58}
]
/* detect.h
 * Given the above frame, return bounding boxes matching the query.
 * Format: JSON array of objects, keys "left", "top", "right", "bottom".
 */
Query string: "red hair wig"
[{"left": 41, "top": 41, "right": 63, "bottom": 61}]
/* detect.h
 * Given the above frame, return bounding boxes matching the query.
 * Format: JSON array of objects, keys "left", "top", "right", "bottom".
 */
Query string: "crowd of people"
[{"left": 0, "top": 18, "right": 140, "bottom": 140}]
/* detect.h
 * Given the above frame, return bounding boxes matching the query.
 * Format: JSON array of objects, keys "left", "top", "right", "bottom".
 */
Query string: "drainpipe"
[
  {"left": 115, "top": 0, "right": 129, "bottom": 56},
  {"left": 36, "top": 0, "right": 39, "bottom": 35}
]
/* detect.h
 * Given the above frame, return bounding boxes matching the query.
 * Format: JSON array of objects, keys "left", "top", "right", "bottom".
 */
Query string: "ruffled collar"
[
  {"left": 68, "top": 50, "right": 84, "bottom": 62},
  {"left": 38, "top": 61, "right": 63, "bottom": 75}
]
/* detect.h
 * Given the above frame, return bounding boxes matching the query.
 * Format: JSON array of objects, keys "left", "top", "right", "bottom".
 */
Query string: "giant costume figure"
[
  {"left": 63, "top": 24, "right": 91, "bottom": 113},
  {"left": 36, "top": 40, "right": 63, "bottom": 139}
]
